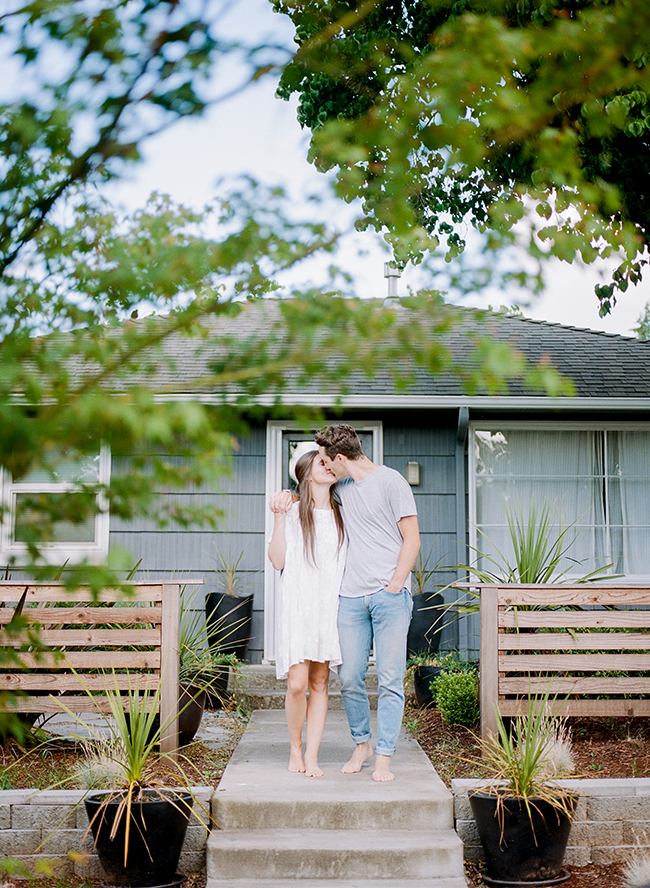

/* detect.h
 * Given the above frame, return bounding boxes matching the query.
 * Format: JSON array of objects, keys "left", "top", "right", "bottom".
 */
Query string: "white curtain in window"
[
  {"left": 608, "top": 431, "right": 650, "bottom": 575},
  {"left": 474, "top": 429, "right": 607, "bottom": 577}
]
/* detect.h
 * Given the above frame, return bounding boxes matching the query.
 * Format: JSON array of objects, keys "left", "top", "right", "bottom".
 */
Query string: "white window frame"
[
  {"left": 264, "top": 420, "right": 383, "bottom": 663},
  {"left": 468, "top": 420, "right": 650, "bottom": 583},
  {"left": 0, "top": 443, "right": 111, "bottom": 565}
]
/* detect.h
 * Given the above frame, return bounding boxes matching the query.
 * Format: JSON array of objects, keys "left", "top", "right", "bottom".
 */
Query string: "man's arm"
[{"left": 385, "top": 515, "right": 420, "bottom": 593}]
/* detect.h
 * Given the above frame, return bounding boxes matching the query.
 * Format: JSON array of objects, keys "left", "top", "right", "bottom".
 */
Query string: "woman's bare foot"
[
  {"left": 372, "top": 753, "right": 395, "bottom": 782},
  {"left": 305, "top": 759, "right": 324, "bottom": 777},
  {"left": 341, "top": 741, "right": 373, "bottom": 774},
  {"left": 289, "top": 748, "right": 306, "bottom": 773}
]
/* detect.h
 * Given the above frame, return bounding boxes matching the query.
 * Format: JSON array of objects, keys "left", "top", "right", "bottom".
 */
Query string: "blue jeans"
[{"left": 337, "top": 589, "right": 413, "bottom": 757}]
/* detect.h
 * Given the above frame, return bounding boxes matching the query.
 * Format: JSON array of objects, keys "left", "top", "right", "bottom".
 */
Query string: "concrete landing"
[{"left": 207, "top": 710, "right": 467, "bottom": 888}]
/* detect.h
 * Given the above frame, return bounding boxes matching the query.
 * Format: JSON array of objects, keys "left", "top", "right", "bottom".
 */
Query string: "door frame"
[{"left": 263, "top": 420, "right": 383, "bottom": 662}]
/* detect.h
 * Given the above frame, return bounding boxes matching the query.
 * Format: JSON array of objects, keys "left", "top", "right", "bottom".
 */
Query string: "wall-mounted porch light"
[{"left": 406, "top": 461, "right": 420, "bottom": 486}]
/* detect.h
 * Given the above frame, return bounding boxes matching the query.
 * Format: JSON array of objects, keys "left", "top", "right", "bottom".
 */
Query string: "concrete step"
[
  {"left": 215, "top": 789, "right": 451, "bottom": 831},
  {"left": 207, "top": 711, "right": 467, "bottom": 886},
  {"left": 207, "top": 828, "right": 463, "bottom": 881},
  {"left": 213, "top": 713, "right": 453, "bottom": 830}
]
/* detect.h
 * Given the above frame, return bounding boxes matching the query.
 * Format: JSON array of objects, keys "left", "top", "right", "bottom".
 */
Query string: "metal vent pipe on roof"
[{"left": 384, "top": 262, "right": 400, "bottom": 299}]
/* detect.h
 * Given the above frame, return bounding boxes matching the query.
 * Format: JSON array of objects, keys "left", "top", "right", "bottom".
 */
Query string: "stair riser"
[
  {"left": 207, "top": 845, "right": 463, "bottom": 881},
  {"left": 213, "top": 799, "right": 453, "bottom": 831},
  {"left": 239, "top": 666, "right": 379, "bottom": 692},
  {"left": 246, "top": 692, "right": 378, "bottom": 711}
]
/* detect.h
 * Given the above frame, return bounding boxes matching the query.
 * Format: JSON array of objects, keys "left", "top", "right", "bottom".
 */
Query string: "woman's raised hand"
[{"left": 270, "top": 489, "right": 294, "bottom": 514}]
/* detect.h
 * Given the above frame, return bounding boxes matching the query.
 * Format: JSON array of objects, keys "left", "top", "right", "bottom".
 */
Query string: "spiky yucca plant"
[
  {"left": 465, "top": 499, "right": 613, "bottom": 586},
  {"left": 57, "top": 670, "right": 201, "bottom": 866},
  {"left": 480, "top": 694, "right": 577, "bottom": 820}
]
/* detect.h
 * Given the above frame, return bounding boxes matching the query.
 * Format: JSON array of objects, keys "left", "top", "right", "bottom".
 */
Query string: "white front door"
[{"left": 263, "top": 420, "right": 383, "bottom": 662}]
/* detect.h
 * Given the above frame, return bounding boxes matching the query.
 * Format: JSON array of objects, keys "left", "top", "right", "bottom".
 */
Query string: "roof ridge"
[{"left": 454, "top": 304, "right": 642, "bottom": 342}]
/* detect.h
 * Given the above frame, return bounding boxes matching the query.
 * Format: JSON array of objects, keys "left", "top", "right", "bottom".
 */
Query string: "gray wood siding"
[
  {"left": 383, "top": 424, "right": 458, "bottom": 564},
  {"left": 109, "top": 425, "right": 268, "bottom": 663},
  {"left": 108, "top": 418, "right": 463, "bottom": 663},
  {"left": 384, "top": 423, "right": 461, "bottom": 652}
]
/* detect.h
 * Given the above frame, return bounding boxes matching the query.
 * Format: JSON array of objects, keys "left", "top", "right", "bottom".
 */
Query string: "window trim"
[
  {"left": 468, "top": 420, "right": 650, "bottom": 583},
  {"left": 0, "top": 444, "right": 111, "bottom": 565}
]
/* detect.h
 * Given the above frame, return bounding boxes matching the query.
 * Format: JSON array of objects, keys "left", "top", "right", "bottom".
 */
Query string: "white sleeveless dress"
[{"left": 274, "top": 503, "right": 347, "bottom": 680}]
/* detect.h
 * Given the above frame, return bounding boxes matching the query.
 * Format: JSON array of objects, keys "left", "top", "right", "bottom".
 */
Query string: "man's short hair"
[{"left": 315, "top": 424, "right": 364, "bottom": 460}]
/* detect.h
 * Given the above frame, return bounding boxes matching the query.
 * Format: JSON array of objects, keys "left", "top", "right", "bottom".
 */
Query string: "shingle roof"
[
  {"left": 438, "top": 310, "right": 650, "bottom": 399},
  {"left": 105, "top": 298, "right": 650, "bottom": 402}
]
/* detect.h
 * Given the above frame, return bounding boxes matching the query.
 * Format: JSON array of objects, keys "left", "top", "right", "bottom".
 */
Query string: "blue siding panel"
[
  {"left": 232, "top": 429, "right": 266, "bottom": 456},
  {"left": 384, "top": 427, "right": 456, "bottom": 457},
  {"left": 110, "top": 532, "right": 264, "bottom": 573},
  {"left": 107, "top": 417, "right": 461, "bottom": 664}
]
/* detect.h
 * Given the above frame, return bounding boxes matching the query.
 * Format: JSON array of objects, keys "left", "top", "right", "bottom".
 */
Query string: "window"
[
  {"left": 0, "top": 445, "right": 111, "bottom": 564},
  {"left": 470, "top": 424, "right": 650, "bottom": 581}
]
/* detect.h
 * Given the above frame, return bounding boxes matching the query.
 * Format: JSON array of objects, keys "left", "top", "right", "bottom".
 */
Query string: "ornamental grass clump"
[
  {"left": 623, "top": 852, "right": 650, "bottom": 888},
  {"left": 57, "top": 671, "right": 166, "bottom": 802},
  {"left": 531, "top": 721, "right": 575, "bottom": 781},
  {"left": 72, "top": 737, "right": 125, "bottom": 790}
]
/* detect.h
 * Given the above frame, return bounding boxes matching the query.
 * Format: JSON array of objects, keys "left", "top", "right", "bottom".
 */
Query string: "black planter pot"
[
  {"left": 469, "top": 789, "right": 578, "bottom": 885},
  {"left": 407, "top": 591, "right": 444, "bottom": 658},
  {"left": 85, "top": 788, "right": 192, "bottom": 888},
  {"left": 202, "top": 666, "right": 230, "bottom": 711},
  {"left": 205, "top": 592, "right": 253, "bottom": 661},
  {"left": 413, "top": 665, "right": 443, "bottom": 708},
  {"left": 177, "top": 684, "right": 206, "bottom": 746}
]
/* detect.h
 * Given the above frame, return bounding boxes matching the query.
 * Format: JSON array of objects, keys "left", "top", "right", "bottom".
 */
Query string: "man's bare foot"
[
  {"left": 372, "top": 753, "right": 395, "bottom": 782},
  {"left": 341, "top": 741, "right": 373, "bottom": 774},
  {"left": 289, "top": 748, "right": 306, "bottom": 773},
  {"left": 305, "top": 759, "right": 323, "bottom": 777}
]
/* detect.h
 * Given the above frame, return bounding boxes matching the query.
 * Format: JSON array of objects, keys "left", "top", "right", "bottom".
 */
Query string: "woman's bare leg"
[
  {"left": 285, "top": 662, "right": 309, "bottom": 772},
  {"left": 304, "top": 661, "right": 330, "bottom": 777}
]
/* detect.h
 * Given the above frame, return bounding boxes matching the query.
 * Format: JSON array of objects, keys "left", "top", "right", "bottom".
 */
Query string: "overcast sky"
[{"left": 107, "top": 0, "right": 649, "bottom": 338}]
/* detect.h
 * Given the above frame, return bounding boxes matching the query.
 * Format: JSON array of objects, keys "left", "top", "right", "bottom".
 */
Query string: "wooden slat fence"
[
  {"left": 459, "top": 584, "right": 650, "bottom": 740},
  {"left": 0, "top": 581, "right": 202, "bottom": 755}
]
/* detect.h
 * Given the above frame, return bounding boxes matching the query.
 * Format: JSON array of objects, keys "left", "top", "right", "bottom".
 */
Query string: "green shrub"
[
  {"left": 432, "top": 669, "right": 479, "bottom": 727},
  {"left": 424, "top": 655, "right": 474, "bottom": 703}
]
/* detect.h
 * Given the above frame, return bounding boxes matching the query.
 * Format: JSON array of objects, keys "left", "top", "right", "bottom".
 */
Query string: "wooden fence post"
[
  {"left": 480, "top": 585, "right": 499, "bottom": 742},
  {"left": 160, "top": 583, "right": 180, "bottom": 758}
]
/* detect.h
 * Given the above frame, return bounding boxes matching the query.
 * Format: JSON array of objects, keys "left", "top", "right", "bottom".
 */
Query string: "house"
[{"left": 3, "top": 299, "right": 650, "bottom": 662}]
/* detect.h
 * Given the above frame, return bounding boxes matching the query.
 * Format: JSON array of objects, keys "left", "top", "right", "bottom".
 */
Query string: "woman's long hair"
[{"left": 294, "top": 450, "right": 345, "bottom": 564}]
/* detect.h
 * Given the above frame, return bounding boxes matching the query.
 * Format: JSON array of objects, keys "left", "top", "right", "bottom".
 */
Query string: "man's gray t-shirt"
[{"left": 336, "top": 466, "right": 417, "bottom": 598}]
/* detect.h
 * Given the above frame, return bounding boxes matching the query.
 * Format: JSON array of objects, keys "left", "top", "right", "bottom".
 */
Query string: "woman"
[{"left": 268, "top": 448, "right": 346, "bottom": 777}]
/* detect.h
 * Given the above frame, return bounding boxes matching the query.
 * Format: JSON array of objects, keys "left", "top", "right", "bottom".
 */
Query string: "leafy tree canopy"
[
  {"left": 633, "top": 301, "right": 650, "bottom": 338},
  {"left": 275, "top": 0, "right": 650, "bottom": 313},
  {"left": 0, "top": 0, "right": 569, "bottom": 584},
  {"left": 0, "top": 0, "right": 577, "bottom": 739}
]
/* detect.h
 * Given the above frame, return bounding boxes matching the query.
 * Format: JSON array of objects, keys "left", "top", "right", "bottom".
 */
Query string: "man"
[{"left": 315, "top": 423, "right": 420, "bottom": 782}]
